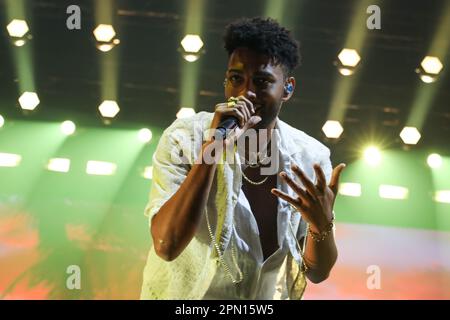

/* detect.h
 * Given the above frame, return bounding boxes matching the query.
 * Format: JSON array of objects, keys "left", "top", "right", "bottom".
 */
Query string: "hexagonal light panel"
[
  {"left": 98, "top": 100, "right": 120, "bottom": 118},
  {"left": 93, "top": 24, "right": 116, "bottom": 42},
  {"left": 6, "top": 19, "right": 29, "bottom": 38},
  {"left": 181, "top": 34, "right": 204, "bottom": 53},
  {"left": 322, "top": 120, "right": 344, "bottom": 138},
  {"left": 420, "top": 56, "right": 443, "bottom": 75},
  {"left": 18, "top": 92, "right": 40, "bottom": 110},
  {"left": 399, "top": 126, "right": 421, "bottom": 145},
  {"left": 338, "top": 48, "right": 361, "bottom": 67}
]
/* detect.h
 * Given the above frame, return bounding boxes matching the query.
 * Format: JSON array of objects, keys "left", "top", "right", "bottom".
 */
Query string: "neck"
[{"left": 239, "top": 117, "right": 277, "bottom": 166}]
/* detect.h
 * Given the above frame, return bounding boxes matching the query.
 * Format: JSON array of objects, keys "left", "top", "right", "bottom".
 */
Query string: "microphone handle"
[{"left": 215, "top": 116, "right": 239, "bottom": 140}]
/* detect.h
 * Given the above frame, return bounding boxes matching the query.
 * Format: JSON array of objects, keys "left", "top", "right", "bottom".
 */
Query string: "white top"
[{"left": 140, "top": 111, "right": 333, "bottom": 300}]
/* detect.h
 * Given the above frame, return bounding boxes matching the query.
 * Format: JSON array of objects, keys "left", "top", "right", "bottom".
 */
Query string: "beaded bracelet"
[{"left": 308, "top": 221, "right": 334, "bottom": 242}]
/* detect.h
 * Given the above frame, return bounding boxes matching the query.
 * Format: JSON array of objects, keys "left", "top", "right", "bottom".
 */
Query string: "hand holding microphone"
[{"left": 210, "top": 95, "right": 262, "bottom": 143}]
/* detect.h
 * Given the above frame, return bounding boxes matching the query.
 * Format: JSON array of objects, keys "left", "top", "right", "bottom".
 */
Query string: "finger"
[
  {"left": 329, "top": 163, "right": 346, "bottom": 195},
  {"left": 291, "top": 164, "right": 318, "bottom": 199},
  {"left": 235, "top": 101, "right": 251, "bottom": 122},
  {"left": 271, "top": 188, "right": 300, "bottom": 207},
  {"left": 313, "top": 164, "right": 327, "bottom": 193},
  {"left": 237, "top": 95, "right": 255, "bottom": 114},
  {"left": 242, "top": 115, "right": 262, "bottom": 131},
  {"left": 222, "top": 108, "right": 245, "bottom": 127},
  {"left": 279, "top": 172, "right": 310, "bottom": 201}
]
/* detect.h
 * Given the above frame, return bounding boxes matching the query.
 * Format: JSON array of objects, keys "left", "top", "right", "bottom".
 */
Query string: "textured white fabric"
[{"left": 140, "top": 111, "right": 332, "bottom": 300}]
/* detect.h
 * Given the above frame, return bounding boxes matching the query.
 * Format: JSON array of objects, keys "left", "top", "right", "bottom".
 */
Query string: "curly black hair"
[{"left": 223, "top": 17, "right": 301, "bottom": 76}]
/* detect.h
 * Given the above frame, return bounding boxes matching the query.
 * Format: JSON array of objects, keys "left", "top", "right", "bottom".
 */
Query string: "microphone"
[{"left": 215, "top": 116, "right": 239, "bottom": 140}]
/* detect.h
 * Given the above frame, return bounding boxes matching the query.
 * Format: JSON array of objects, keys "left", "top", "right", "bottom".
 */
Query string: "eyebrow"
[{"left": 227, "top": 69, "right": 276, "bottom": 78}]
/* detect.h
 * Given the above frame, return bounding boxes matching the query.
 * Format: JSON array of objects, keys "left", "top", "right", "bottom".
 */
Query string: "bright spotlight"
[
  {"left": 18, "top": 92, "right": 40, "bottom": 111},
  {"left": 417, "top": 56, "right": 444, "bottom": 83},
  {"left": 364, "top": 146, "right": 381, "bottom": 166},
  {"left": 0, "top": 153, "right": 21, "bottom": 167},
  {"left": 338, "top": 49, "right": 361, "bottom": 67},
  {"left": 379, "top": 185, "right": 409, "bottom": 200},
  {"left": 421, "top": 56, "right": 443, "bottom": 75},
  {"left": 399, "top": 126, "right": 421, "bottom": 145},
  {"left": 6, "top": 19, "right": 29, "bottom": 38},
  {"left": 176, "top": 107, "right": 196, "bottom": 119},
  {"left": 322, "top": 120, "right": 344, "bottom": 139},
  {"left": 181, "top": 35, "right": 204, "bottom": 53},
  {"left": 143, "top": 166, "right": 153, "bottom": 180},
  {"left": 435, "top": 190, "right": 450, "bottom": 203},
  {"left": 86, "top": 161, "right": 116, "bottom": 176},
  {"left": 93, "top": 24, "right": 116, "bottom": 42},
  {"left": 0, "top": 115, "right": 4, "bottom": 128},
  {"left": 47, "top": 158, "right": 71, "bottom": 173},
  {"left": 427, "top": 153, "right": 442, "bottom": 169},
  {"left": 339, "top": 183, "right": 362, "bottom": 197},
  {"left": 138, "top": 128, "right": 153, "bottom": 143},
  {"left": 61, "top": 121, "right": 76, "bottom": 135},
  {"left": 14, "top": 39, "right": 26, "bottom": 47},
  {"left": 98, "top": 100, "right": 120, "bottom": 118}
]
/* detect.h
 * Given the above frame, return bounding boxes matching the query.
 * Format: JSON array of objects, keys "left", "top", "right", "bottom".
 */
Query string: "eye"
[
  {"left": 228, "top": 75, "right": 243, "bottom": 84},
  {"left": 254, "top": 78, "right": 271, "bottom": 86}
]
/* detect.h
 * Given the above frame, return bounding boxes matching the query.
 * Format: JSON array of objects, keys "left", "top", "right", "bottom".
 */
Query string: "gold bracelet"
[{"left": 308, "top": 221, "right": 334, "bottom": 242}]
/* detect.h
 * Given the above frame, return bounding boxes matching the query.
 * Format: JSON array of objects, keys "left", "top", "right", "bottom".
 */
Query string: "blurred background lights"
[
  {"left": 364, "top": 146, "right": 381, "bottom": 166},
  {"left": 61, "top": 120, "right": 76, "bottom": 135},
  {"left": 86, "top": 161, "right": 117, "bottom": 176},
  {"left": 339, "top": 183, "right": 362, "bottom": 197},
  {"left": 322, "top": 120, "right": 344, "bottom": 138},
  {"left": 379, "top": 185, "right": 409, "bottom": 200},
  {"left": 138, "top": 128, "right": 153, "bottom": 143},
  {"left": 400, "top": 126, "right": 421, "bottom": 145},
  {"left": 6, "top": 19, "right": 29, "bottom": 38},
  {"left": 0, "top": 153, "right": 22, "bottom": 167},
  {"left": 176, "top": 107, "right": 196, "bottom": 119},
  {"left": 427, "top": 153, "right": 442, "bottom": 169},
  {"left": 47, "top": 158, "right": 71, "bottom": 173},
  {"left": 98, "top": 100, "right": 120, "bottom": 118},
  {"left": 18, "top": 92, "right": 40, "bottom": 110}
]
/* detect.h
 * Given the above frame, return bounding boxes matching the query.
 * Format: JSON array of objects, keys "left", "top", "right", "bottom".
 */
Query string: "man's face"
[{"left": 224, "top": 47, "right": 293, "bottom": 128}]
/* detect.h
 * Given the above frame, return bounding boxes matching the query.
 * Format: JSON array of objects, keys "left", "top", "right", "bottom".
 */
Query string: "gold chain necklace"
[{"left": 241, "top": 170, "right": 269, "bottom": 185}]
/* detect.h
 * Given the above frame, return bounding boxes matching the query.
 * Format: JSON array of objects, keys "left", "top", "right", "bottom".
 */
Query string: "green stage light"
[
  {"left": 364, "top": 146, "right": 381, "bottom": 166},
  {"left": 339, "top": 182, "right": 362, "bottom": 197},
  {"left": 427, "top": 153, "right": 442, "bottom": 169},
  {"left": 0, "top": 152, "right": 21, "bottom": 167},
  {"left": 47, "top": 158, "right": 71, "bottom": 173},
  {"left": 61, "top": 120, "right": 76, "bottom": 136},
  {"left": 379, "top": 185, "right": 409, "bottom": 200},
  {"left": 86, "top": 160, "right": 117, "bottom": 176},
  {"left": 138, "top": 128, "right": 152, "bottom": 143}
]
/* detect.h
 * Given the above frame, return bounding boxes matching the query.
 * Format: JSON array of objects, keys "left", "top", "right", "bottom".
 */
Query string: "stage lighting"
[
  {"left": 379, "top": 185, "right": 409, "bottom": 200},
  {"left": 435, "top": 190, "right": 450, "bottom": 203},
  {"left": 322, "top": 120, "right": 344, "bottom": 138},
  {"left": 61, "top": 121, "right": 76, "bottom": 135},
  {"left": 143, "top": 166, "right": 153, "bottom": 180},
  {"left": 427, "top": 153, "right": 442, "bottom": 169},
  {"left": 93, "top": 24, "right": 119, "bottom": 52},
  {"left": 0, "top": 115, "right": 4, "bottom": 128},
  {"left": 339, "top": 183, "right": 361, "bottom": 197},
  {"left": 6, "top": 19, "right": 31, "bottom": 47},
  {"left": 399, "top": 126, "right": 421, "bottom": 145},
  {"left": 180, "top": 34, "right": 204, "bottom": 62},
  {"left": 98, "top": 100, "right": 120, "bottom": 119},
  {"left": 47, "top": 158, "right": 71, "bottom": 173},
  {"left": 86, "top": 161, "right": 116, "bottom": 176},
  {"left": 336, "top": 48, "right": 361, "bottom": 76},
  {"left": 416, "top": 56, "right": 443, "bottom": 83},
  {"left": 18, "top": 92, "right": 40, "bottom": 111},
  {"left": 364, "top": 146, "right": 381, "bottom": 166},
  {"left": 138, "top": 128, "right": 153, "bottom": 143},
  {"left": 0, "top": 153, "right": 21, "bottom": 167},
  {"left": 6, "top": 19, "right": 29, "bottom": 37},
  {"left": 176, "top": 107, "right": 196, "bottom": 119}
]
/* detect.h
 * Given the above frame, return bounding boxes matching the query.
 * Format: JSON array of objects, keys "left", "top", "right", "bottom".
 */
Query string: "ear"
[{"left": 282, "top": 77, "right": 296, "bottom": 102}]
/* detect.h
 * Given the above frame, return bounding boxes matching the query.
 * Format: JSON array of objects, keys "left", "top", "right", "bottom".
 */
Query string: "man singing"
[{"left": 140, "top": 17, "right": 345, "bottom": 300}]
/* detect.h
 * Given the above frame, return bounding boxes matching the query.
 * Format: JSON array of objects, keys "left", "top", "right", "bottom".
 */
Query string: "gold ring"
[{"left": 227, "top": 101, "right": 236, "bottom": 108}]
